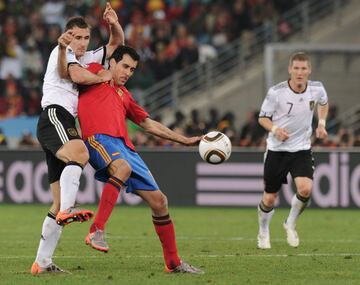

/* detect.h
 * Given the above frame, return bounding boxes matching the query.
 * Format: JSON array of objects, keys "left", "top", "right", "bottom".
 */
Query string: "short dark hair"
[
  {"left": 65, "top": 16, "right": 90, "bottom": 31},
  {"left": 109, "top": 45, "right": 140, "bottom": 63},
  {"left": 289, "top": 52, "right": 311, "bottom": 66}
]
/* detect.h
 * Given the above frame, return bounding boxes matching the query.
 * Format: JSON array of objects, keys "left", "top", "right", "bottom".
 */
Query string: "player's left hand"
[
  {"left": 185, "top": 136, "right": 203, "bottom": 146},
  {"left": 103, "top": 2, "right": 118, "bottom": 25},
  {"left": 316, "top": 125, "right": 328, "bottom": 139}
]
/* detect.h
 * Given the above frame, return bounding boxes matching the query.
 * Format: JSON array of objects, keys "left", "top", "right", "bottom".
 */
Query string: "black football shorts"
[
  {"left": 37, "top": 104, "right": 81, "bottom": 183},
  {"left": 263, "top": 149, "right": 314, "bottom": 193}
]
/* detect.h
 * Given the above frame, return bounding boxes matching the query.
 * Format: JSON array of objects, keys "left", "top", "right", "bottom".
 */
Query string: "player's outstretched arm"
[
  {"left": 103, "top": 2, "right": 124, "bottom": 57},
  {"left": 68, "top": 64, "right": 112, "bottom": 85},
  {"left": 139, "top": 118, "right": 202, "bottom": 146}
]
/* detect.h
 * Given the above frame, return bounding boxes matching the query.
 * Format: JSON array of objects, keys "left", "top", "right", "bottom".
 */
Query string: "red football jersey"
[{"left": 78, "top": 63, "right": 148, "bottom": 150}]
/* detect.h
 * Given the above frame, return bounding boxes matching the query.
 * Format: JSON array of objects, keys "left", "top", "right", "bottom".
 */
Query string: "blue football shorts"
[{"left": 85, "top": 134, "right": 159, "bottom": 193}]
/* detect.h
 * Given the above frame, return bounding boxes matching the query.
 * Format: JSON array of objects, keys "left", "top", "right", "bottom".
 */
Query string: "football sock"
[
  {"left": 59, "top": 162, "right": 83, "bottom": 211},
  {"left": 153, "top": 214, "right": 181, "bottom": 269},
  {"left": 90, "top": 176, "right": 123, "bottom": 233},
  {"left": 35, "top": 212, "right": 63, "bottom": 267},
  {"left": 258, "top": 201, "right": 275, "bottom": 235},
  {"left": 286, "top": 193, "right": 310, "bottom": 226}
]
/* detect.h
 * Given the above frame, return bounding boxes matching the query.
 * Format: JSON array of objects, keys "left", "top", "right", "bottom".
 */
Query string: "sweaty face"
[
  {"left": 69, "top": 27, "right": 90, "bottom": 58},
  {"left": 110, "top": 54, "right": 138, "bottom": 86},
  {"left": 288, "top": 60, "right": 311, "bottom": 89}
]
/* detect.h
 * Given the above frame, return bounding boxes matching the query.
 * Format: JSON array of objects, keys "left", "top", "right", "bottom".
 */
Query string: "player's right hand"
[
  {"left": 58, "top": 30, "right": 74, "bottom": 49},
  {"left": 184, "top": 136, "right": 202, "bottom": 146},
  {"left": 275, "top": 128, "right": 289, "bottom": 142},
  {"left": 98, "top": 70, "right": 113, "bottom": 83}
]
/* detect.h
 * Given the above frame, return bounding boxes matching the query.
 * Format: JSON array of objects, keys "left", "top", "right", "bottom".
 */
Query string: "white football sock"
[
  {"left": 286, "top": 194, "right": 309, "bottom": 226},
  {"left": 60, "top": 164, "right": 82, "bottom": 211},
  {"left": 35, "top": 215, "right": 63, "bottom": 267},
  {"left": 258, "top": 206, "right": 275, "bottom": 235}
]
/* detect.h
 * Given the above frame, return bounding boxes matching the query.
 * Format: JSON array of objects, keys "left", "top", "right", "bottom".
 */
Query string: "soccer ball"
[{"left": 199, "top": 131, "right": 232, "bottom": 164}]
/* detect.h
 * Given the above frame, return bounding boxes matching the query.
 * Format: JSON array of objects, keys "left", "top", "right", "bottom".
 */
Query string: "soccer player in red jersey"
[{"left": 77, "top": 45, "right": 204, "bottom": 274}]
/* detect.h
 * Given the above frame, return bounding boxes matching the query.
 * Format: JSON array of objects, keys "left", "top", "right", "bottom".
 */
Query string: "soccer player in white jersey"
[
  {"left": 31, "top": 3, "right": 124, "bottom": 275},
  {"left": 257, "top": 52, "right": 329, "bottom": 249}
]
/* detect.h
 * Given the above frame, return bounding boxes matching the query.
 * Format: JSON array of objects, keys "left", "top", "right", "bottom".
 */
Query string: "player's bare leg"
[{"left": 137, "top": 189, "right": 204, "bottom": 274}]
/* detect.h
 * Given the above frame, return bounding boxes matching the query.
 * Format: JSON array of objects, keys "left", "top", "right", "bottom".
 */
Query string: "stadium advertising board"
[{"left": 0, "top": 150, "right": 359, "bottom": 208}]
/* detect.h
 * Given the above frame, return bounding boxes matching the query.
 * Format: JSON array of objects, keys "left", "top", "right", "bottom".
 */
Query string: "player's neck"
[{"left": 288, "top": 79, "right": 307, "bottom": 94}]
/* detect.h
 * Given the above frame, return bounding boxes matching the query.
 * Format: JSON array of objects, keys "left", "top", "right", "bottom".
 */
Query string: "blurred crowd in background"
[
  {"left": 0, "top": 0, "right": 299, "bottom": 119},
  {"left": 0, "top": 0, "right": 357, "bottom": 148},
  {"left": 1, "top": 104, "right": 358, "bottom": 149}
]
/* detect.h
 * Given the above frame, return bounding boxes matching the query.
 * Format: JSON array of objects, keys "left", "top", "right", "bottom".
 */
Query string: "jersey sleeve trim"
[
  {"left": 259, "top": 114, "right": 272, "bottom": 119},
  {"left": 101, "top": 45, "right": 107, "bottom": 66}
]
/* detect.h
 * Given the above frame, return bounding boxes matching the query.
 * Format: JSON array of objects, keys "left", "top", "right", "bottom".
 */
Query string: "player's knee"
[
  {"left": 109, "top": 159, "right": 132, "bottom": 181},
  {"left": 296, "top": 183, "right": 312, "bottom": 197},
  {"left": 297, "top": 187, "right": 312, "bottom": 198},
  {"left": 77, "top": 148, "right": 89, "bottom": 165},
  {"left": 70, "top": 145, "right": 89, "bottom": 165},
  {"left": 152, "top": 193, "right": 168, "bottom": 212},
  {"left": 263, "top": 193, "right": 277, "bottom": 207},
  {"left": 58, "top": 140, "right": 89, "bottom": 166}
]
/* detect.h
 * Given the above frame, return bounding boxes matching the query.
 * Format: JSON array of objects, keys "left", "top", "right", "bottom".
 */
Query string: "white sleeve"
[
  {"left": 318, "top": 85, "right": 328, "bottom": 105},
  {"left": 259, "top": 88, "right": 277, "bottom": 118},
  {"left": 66, "top": 47, "right": 80, "bottom": 65}
]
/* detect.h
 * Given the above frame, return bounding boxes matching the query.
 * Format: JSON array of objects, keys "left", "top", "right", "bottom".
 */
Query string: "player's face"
[
  {"left": 69, "top": 27, "right": 90, "bottom": 58},
  {"left": 288, "top": 60, "right": 311, "bottom": 88},
  {"left": 110, "top": 54, "right": 138, "bottom": 86}
]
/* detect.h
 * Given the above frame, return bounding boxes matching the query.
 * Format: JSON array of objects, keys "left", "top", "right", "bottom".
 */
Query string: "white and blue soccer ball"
[{"left": 199, "top": 131, "right": 232, "bottom": 164}]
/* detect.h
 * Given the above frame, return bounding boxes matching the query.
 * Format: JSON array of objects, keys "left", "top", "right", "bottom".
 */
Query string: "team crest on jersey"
[
  {"left": 116, "top": 88, "right": 124, "bottom": 99},
  {"left": 309, "top": 100, "right": 315, "bottom": 110},
  {"left": 67, "top": 128, "right": 78, "bottom": 137}
]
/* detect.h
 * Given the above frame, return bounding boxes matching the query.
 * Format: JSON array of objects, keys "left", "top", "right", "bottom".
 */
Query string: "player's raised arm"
[
  {"left": 103, "top": 2, "right": 125, "bottom": 57},
  {"left": 139, "top": 117, "right": 202, "bottom": 146},
  {"left": 57, "top": 30, "right": 74, "bottom": 79}
]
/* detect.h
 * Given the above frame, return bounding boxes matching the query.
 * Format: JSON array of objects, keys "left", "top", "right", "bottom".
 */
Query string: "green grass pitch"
[{"left": 0, "top": 205, "right": 359, "bottom": 285}]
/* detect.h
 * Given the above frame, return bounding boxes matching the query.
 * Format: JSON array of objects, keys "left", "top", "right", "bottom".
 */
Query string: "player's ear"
[
  {"left": 287, "top": 65, "right": 292, "bottom": 75},
  {"left": 109, "top": 58, "right": 116, "bottom": 68}
]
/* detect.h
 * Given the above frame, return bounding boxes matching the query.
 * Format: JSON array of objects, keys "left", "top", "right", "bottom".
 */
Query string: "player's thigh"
[
  {"left": 290, "top": 150, "right": 314, "bottom": 179},
  {"left": 37, "top": 105, "right": 87, "bottom": 164},
  {"left": 263, "top": 150, "right": 290, "bottom": 193},
  {"left": 86, "top": 135, "right": 132, "bottom": 183},
  {"left": 56, "top": 139, "right": 89, "bottom": 165},
  {"left": 290, "top": 150, "right": 314, "bottom": 196},
  {"left": 108, "top": 158, "right": 132, "bottom": 182}
]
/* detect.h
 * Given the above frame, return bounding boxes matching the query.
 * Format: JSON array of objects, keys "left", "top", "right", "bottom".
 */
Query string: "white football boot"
[
  {"left": 257, "top": 233, "right": 271, "bottom": 249},
  {"left": 283, "top": 221, "right": 299, "bottom": 247}
]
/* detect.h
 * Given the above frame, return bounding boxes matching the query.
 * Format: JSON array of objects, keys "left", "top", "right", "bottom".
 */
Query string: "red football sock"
[
  {"left": 153, "top": 214, "right": 181, "bottom": 269},
  {"left": 90, "top": 177, "right": 122, "bottom": 233}
]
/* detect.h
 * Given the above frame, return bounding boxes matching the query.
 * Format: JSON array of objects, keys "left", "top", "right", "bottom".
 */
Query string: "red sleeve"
[
  {"left": 86, "top": 62, "right": 104, "bottom": 74},
  {"left": 127, "top": 96, "right": 149, "bottom": 124}
]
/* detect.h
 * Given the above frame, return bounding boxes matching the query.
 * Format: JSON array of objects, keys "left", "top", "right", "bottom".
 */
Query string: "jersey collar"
[{"left": 288, "top": 79, "right": 307, "bottom": 94}]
